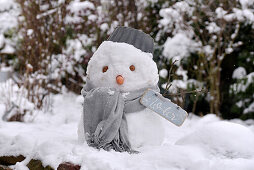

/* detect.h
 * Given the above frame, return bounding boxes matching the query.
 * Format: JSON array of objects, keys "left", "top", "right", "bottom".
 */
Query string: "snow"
[
  {"left": 224, "top": 7, "right": 254, "bottom": 23},
  {"left": 26, "top": 29, "right": 33, "bottom": 36},
  {"left": 206, "top": 22, "right": 221, "bottom": 34},
  {"left": 0, "top": 66, "right": 12, "bottom": 72},
  {"left": 232, "top": 67, "right": 247, "bottom": 79},
  {"left": 126, "top": 108, "right": 165, "bottom": 148},
  {"left": 177, "top": 121, "right": 254, "bottom": 158},
  {"left": 225, "top": 47, "right": 233, "bottom": 54},
  {"left": 65, "top": 38, "right": 87, "bottom": 62},
  {"left": 161, "top": 66, "right": 190, "bottom": 93},
  {"left": 163, "top": 33, "right": 198, "bottom": 61},
  {"left": 159, "top": 69, "right": 168, "bottom": 79},
  {"left": 239, "top": 0, "right": 254, "bottom": 9},
  {"left": 0, "top": 0, "right": 19, "bottom": 33},
  {"left": 68, "top": 0, "right": 95, "bottom": 12},
  {"left": 244, "top": 102, "right": 254, "bottom": 114},
  {"left": 0, "top": 79, "right": 35, "bottom": 120},
  {"left": 162, "top": 80, "right": 187, "bottom": 93},
  {"left": 0, "top": 34, "right": 4, "bottom": 48},
  {"left": 215, "top": 7, "right": 227, "bottom": 18},
  {"left": 0, "top": 0, "right": 19, "bottom": 30},
  {"left": 100, "top": 23, "right": 109, "bottom": 32},
  {"left": 83, "top": 39, "right": 165, "bottom": 148},
  {"left": 159, "top": 0, "right": 254, "bottom": 66},
  {"left": 0, "top": 0, "right": 19, "bottom": 55},
  {"left": 1, "top": 93, "right": 254, "bottom": 170},
  {"left": 1, "top": 44, "right": 15, "bottom": 54},
  {"left": 65, "top": 0, "right": 95, "bottom": 23},
  {"left": 159, "top": 1, "right": 193, "bottom": 30},
  {"left": 87, "top": 41, "right": 159, "bottom": 92},
  {"left": 231, "top": 72, "right": 254, "bottom": 92}
]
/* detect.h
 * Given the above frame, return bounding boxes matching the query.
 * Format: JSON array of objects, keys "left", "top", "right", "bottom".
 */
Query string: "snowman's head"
[{"left": 86, "top": 41, "right": 159, "bottom": 92}]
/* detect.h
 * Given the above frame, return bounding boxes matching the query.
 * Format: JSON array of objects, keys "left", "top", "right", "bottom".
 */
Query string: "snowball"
[{"left": 232, "top": 67, "right": 247, "bottom": 79}]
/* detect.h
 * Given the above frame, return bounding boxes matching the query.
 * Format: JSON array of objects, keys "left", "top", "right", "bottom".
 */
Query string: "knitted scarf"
[{"left": 81, "top": 80, "right": 159, "bottom": 153}]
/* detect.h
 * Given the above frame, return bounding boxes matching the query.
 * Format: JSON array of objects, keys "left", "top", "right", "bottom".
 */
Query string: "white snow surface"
[{"left": 1, "top": 93, "right": 254, "bottom": 170}]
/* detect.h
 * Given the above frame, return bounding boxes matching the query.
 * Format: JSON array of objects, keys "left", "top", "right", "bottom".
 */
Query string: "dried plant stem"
[
  {"left": 163, "top": 89, "right": 208, "bottom": 97},
  {"left": 163, "top": 60, "right": 178, "bottom": 95}
]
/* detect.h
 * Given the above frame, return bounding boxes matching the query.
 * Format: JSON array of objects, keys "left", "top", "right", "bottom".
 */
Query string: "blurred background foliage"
[{"left": 0, "top": 0, "right": 253, "bottom": 121}]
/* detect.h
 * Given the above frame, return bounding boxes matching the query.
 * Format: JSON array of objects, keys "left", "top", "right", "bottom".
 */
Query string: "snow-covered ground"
[{"left": 0, "top": 92, "right": 254, "bottom": 170}]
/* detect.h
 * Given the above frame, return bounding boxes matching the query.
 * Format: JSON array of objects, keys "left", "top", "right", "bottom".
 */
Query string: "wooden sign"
[{"left": 140, "top": 89, "right": 188, "bottom": 126}]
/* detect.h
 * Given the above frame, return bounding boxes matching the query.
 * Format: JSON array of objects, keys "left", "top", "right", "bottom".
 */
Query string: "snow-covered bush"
[
  {"left": 230, "top": 66, "right": 254, "bottom": 119},
  {"left": 158, "top": 0, "right": 254, "bottom": 116},
  {"left": 0, "top": 79, "right": 35, "bottom": 121},
  {"left": 0, "top": 0, "right": 20, "bottom": 68}
]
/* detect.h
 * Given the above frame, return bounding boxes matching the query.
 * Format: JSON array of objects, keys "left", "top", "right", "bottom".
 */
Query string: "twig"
[
  {"left": 163, "top": 88, "right": 208, "bottom": 97},
  {"left": 163, "top": 60, "right": 178, "bottom": 95}
]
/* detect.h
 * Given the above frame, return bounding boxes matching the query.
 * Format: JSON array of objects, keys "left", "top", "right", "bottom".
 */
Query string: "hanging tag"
[{"left": 140, "top": 89, "right": 188, "bottom": 126}]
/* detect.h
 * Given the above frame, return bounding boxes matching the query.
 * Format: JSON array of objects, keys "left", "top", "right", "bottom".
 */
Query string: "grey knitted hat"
[{"left": 107, "top": 26, "right": 154, "bottom": 54}]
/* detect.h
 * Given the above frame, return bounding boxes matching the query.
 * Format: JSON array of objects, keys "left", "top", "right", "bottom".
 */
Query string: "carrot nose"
[{"left": 116, "top": 75, "right": 124, "bottom": 85}]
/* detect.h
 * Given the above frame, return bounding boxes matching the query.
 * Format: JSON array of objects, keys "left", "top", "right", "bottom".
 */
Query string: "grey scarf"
[{"left": 81, "top": 80, "right": 159, "bottom": 153}]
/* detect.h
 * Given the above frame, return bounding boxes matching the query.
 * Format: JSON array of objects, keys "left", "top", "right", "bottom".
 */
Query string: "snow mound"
[{"left": 176, "top": 121, "right": 254, "bottom": 159}]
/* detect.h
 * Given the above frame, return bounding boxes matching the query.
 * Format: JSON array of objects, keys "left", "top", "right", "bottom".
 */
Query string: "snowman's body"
[
  {"left": 78, "top": 105, "right": 164, "bottom": 148},
  {"left": 78, "top": 37, "right": 165, "bottom": 148},
  {"left": 126, "top": 108, "right": 165, "bottom": 148}
]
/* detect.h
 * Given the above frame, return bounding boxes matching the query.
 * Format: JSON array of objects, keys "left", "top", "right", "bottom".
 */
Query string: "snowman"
[{"left": 78, "top": 27, "right": 165, "bottom": 152}]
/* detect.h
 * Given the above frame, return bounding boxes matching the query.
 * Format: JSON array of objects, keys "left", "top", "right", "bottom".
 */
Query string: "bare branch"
[
  {"left": 163, "top": 60, "right": 178, "bottom": 95},
  {"left": 163, "top": 88, "right": 208, "bottom": 97}
]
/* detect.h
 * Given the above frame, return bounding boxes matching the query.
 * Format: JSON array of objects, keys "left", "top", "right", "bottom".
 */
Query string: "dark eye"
[
  {"left": 102, "top": 66, "right": 108, "bottom": 73},
  {"left": 129, "top": 65, "right": 135, "bottom": 71}
]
